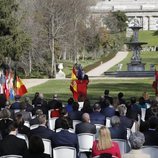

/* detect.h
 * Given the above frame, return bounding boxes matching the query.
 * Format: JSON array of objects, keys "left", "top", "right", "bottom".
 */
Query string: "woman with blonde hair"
[{"left": 92, "top": 126, "right": 121, "bottom": 158}]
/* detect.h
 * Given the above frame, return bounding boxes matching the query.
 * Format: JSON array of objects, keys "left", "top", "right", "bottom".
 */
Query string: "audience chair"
[
  {"left": 30, "top": 124, "right": 39, "bottom": 130},
  {"left": 48, "top": 117, "right": 58, "bottom": 130},
  {"left": 16, "top": 133, "right": 29, "bottom": 147},
  {"left": 141, "top": 108, "right": 146, "bottom": 122},
  {"left": 112, "top": 139, "right": 131, "bottom": 155},
  {"left": 78, "top": 102, "right": 84, "bottom": 111},
  {"left": 73, "top": 120, "right": 81, "bottom": 129},
  {"left": 139, "top": 146, "right": 158, "bottom": 158},
  {"left": 42, "top": 138, "right": 52, "bottom": 157},
  {"left": 53, "top": 146, "right": 76, "bottom": 158},
  {"left": 24, "top": 121, "right": 30, "bottom": 128},
  {"left": 105, "top": 117, "right": 111, "bottom": 127},
  {"left": 78, "top": 133, "right": 95, "bottom": 152},
  {"left": 0, "top": 155, "right": 22, "bottom": 158},
  {"left": 95, "top": 124, "right": 102, "bottom": 139}
]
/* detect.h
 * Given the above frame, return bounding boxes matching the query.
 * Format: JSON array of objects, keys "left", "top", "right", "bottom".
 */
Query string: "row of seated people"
[
  {"left": 0, "top": 115, "right": 154, "bottom": 158},
  {"left": 0, "top": 95, "right": 158, "bottom": 144}
]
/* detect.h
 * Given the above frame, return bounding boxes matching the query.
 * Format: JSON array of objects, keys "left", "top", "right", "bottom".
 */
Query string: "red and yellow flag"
[
  {"left": 15, "top": 76, "right": 27, "bottom": 96},
  {"left": 70, "top": 66, "right": 78, "bottom": 101}
]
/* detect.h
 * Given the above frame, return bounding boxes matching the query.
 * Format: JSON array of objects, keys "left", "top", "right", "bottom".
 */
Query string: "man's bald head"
[{"left": 82, "top": 113, "right": 90, "bottom": 122}]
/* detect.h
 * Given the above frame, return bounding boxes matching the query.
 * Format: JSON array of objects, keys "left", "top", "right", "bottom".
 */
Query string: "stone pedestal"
[
  {"left": 56, "top": 63, "right": 65, "bottom": 79},
  {"left": 127, "top": 63, "right": 146, "bottom": 71}
]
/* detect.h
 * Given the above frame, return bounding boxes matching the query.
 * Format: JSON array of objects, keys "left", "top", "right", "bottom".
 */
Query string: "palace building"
[{"left": 90, "top": 0, "right": 158, "bottom": 30}]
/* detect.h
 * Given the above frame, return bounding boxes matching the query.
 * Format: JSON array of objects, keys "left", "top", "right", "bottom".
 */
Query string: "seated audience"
[
  {"left": 145, "top": 100, "right": 158, "bottom": 120},
  {"left": 24, "top": 97, "right": 34, "bottom": 113},
  {"left": 123, "top": 131, "right": 150, "bottom": 158},
  {"left": 68, "top": 102, "right": 82, "bottom": 120},
  {"left": 0, "top": 109, "right": 13, "bottom": 138},
  {"left": 143, "top": 116, "right": 158, "bottom": 146},
  {"left": 117, "top": 104, "right": 134, "bottom": 129},
  {"left": 14, "top": 113, "right": 30, "bottom": 138},
  {"left": 10, "top": 95, "right": 21, "bottom": 109},
  {"left": 15, "top": 102, "right": 32, "bottom": 121},
  {"left": 32, "top": 92, "right": 39, "bottom": 106},
  {"left": 109, "top": 115, "right": 127, "bottom": 140},
  {"left": 90, "top": 103, "right": 105, "bottom": 125},
  {"left": 30, "top": 109, "right": 43, "bottom": 126},
  {"left": 52, "top": 117, "right": 79, "bottom": 157},
  {"left": 0, "top": 122, "right": 27, "bottom": 156},
  {"left": 23, "top": 135, "right": 51, "bottom": 158},
  {"left": 65, "top": 97, "right": 74, "bottom": 113},
  {"left": 55, "top": 107, "right": 73, "bottom": 130},
  {"left": 75, "top": 113, "right": 96, "bottom": 134},
  {"left": 101, "top": 99, "right": 115, "bottom": 118},
  {"left": 117, "top": 92, "right": 126, "bottom": 105},
  {"left": 30, "top": 114, "right": 54, "bottom": 140},
  {"left": 92, "top": 126, "right": 121, "bottom": 158},
  {"left": 104, "top": 89, "right": 113, "bottom": 105},
  {"left": 81, "top": 98, "right": 93, "bottom": 114}
]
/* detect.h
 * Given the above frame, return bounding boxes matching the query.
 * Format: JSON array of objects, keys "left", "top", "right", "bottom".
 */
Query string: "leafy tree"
[{"left": 0, "top": 0, "right": 30, "bottom": 66}]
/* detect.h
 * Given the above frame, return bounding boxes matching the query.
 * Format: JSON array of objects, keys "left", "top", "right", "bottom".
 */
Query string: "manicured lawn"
[
  {"left": 108, "top": 51, "right": 158, "bottom": 72},
  {"left": 26, "top": 78, "right": 155, "bottom": 105},
  {"left": 139, "top": 31, "right": 158, "bottom": 46}
]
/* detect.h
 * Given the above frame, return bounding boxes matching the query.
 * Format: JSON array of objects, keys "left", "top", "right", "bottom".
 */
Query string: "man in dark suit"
[
  {"left": 109, "top": 116, "right": 127, "bottom": 140},
  {"left": 30, "top": 109, "right": 43, "bottom": 126},
  {"left": 30, "top": 114, "right": 54, "bottom": 140},
  {"left": 52, "top": 117, "right": 79, "bottom": 157},
  {"left": 0, "top": 122, "right": 27, "bottom": 156},
  {"left": 90, "top": 103, "right": 106, "bottom": 125},
  {"left": 143, "top": 116, "right": 158, "bottom": 146},
  {"left": 75, "top": 113, "right": 96, "bottom": 134},
  {"left": 68, "top": 102, "right": 82, "bottom": 121}
]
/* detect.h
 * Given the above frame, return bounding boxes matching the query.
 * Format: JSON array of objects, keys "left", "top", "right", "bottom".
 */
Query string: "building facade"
[{"left": 90, "top": 0, "right": 158, "bottom": 30}]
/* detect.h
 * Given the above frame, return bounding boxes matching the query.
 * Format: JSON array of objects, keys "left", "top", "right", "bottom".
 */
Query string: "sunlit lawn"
[
  {"left": 26, "top": 78, "right": 155, "bottom": 105},
  {"left": 108, "top": 51, "right": 158, "bottom": 71}
]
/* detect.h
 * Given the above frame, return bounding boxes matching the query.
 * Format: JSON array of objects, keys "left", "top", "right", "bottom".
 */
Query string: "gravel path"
[
  {"left": 87, "top": 51, "right": 128, "bottom": 76},
  {"left": 23, "top": 51, "right": 129, "bottom": 88}
]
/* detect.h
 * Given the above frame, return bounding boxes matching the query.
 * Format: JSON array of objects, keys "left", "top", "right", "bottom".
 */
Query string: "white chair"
[
  {"left": 73, "top": 120, "right": 81, "bottom": 130},
  {"left": 95, "top": 124, "right": 102, "bottom": 139},
  {"left": 141, "top": 108, "right": 146, "bottom": 122},
  {"left": 78, "top": 102, "right": 84, "bottom": 111},
  {"left": 48, "top": 109, "right": 59, "bottom": 119},
  {"left": 106, "top": 117, "right": 111, "bottom": 127},
  {"left": 53, "top": 146, "right": 76, "bottom": 158},
  {"left": 112, "top": 139, "right": 131, "bottom": 154},
  {"left": 0, "top": 155, "right": 22, "bottom": 158},
  {"left": 140, "top": 146, "right": 158, "bottom": 158},
  {"left": 78, "top": 133, "right": 95, "bottom": 152},
  {"left": 24, "top": 121, "right": 30, "bottom": 128},
  {"left": 48, "top": 117, "right": 58, "bottom": 130},
  {"left": 30, "top": 124, "right": 39, "bottom": 130},
  {"left": 42, "top": 138, "right": 52, "bottom": 157},
  {"left": 16, "top": 133, "right": 29, "bottom": 147}
]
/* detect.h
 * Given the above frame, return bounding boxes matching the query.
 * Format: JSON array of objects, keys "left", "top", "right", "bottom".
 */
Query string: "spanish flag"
[
  {"left": 70, "top": 66, "right": 78, "bottom": 101},
  {"left": 15, "top": 76, "right": 27, "bottom": 96}
]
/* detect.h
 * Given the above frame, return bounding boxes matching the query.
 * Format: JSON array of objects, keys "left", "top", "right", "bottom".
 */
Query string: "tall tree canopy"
[{"left": 0, "top": 0, "right": 30, "bottom": 66}]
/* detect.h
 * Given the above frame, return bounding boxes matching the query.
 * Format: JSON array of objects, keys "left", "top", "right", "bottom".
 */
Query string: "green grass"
[
  {"left": 139, "top": 31, "right": 158, "bottom": 46},
  {"left": 26, "top": 78, "right": 155, "bottom": 104},
  {"left": 108, "top": 51, "right": 158, "bottom": 71}
]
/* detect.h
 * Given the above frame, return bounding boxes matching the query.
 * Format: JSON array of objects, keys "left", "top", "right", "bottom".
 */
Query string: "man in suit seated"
[
  {"left": 75, "top": 113, "right": 96, "bottom": 134},
  {"left": 143, "top": 116, "right": 158, "bottom": 146},
  {"left": 52, "top": 117, "right": 79, "bottom": 157},
  {"left": 90, "top": 103, "right": 105, "bottom": 125},
  {"left": 109, "top": 115, "right": 127, "bottom": 140},
  {"left": 30, "top": 109, "right": 43, "bottom": 126},
  {"left": 30, "top": 114, "right": 54, "bottom": 140},
  {"left": 0, "top": 122, "right": 27, "bottom": 156}
]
